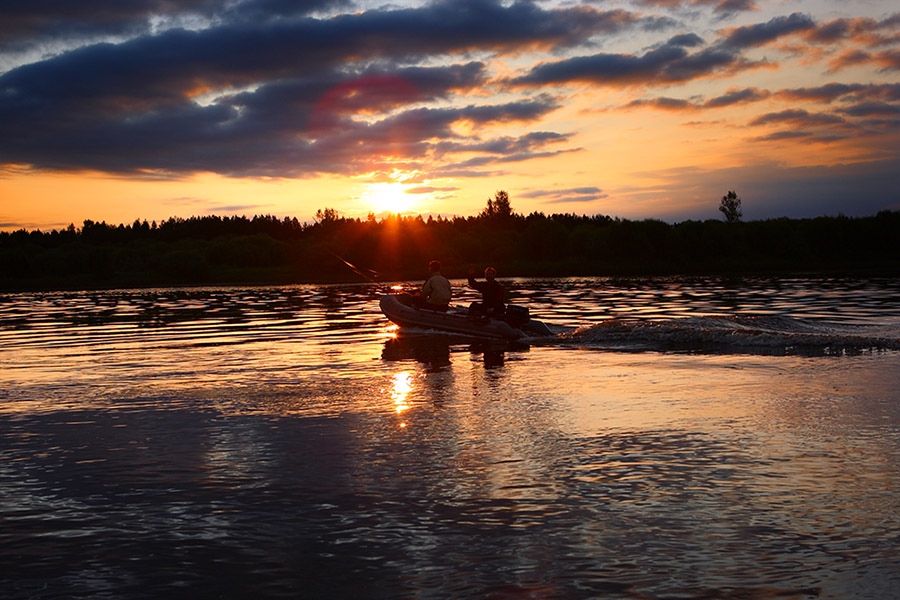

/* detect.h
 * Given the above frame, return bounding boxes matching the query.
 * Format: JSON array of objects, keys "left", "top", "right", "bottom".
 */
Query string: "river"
[{"left": 2, "top": 277, "right": 899, "bottom": 599}]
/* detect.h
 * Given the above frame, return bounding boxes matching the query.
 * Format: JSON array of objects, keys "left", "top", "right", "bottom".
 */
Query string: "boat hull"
[{"left": 379, "top": 294, "right": 551, "bottom": 340}]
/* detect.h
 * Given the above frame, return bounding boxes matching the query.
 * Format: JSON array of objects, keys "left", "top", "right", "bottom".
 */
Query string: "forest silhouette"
[{"left": 2, "top": 193, "right": 899, "bottom": 290}]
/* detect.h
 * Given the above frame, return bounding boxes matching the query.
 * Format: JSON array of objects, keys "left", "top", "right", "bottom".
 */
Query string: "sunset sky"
[{"left": 1, "top": 0, "right": 899, "bottom": 231}]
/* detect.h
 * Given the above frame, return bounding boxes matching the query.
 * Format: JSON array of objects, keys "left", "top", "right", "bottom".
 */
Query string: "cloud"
[
  {"left": 511, "top": 33, "right": 762, "bottom": 88},
  {"left": 827, "top": 48, "right": 900, "bottom": 72},
  {"left": 704, "top": 86, "right": 771, "bottom": 107},
  {"left": 0, "top": 1, "right": 217, "bottom": 51},
  {"left": 773, "top": 83, "right": 900, "bottom": 117},
  {"left": 520, "top": 187, "right": 608, "bottom": 203},
  {"left": 804, "top": 13, "right": 900, "bottom": 46},
  {"left": 512, "top": 11, "right": 897, "bottom": 90},
  {"left": 838, "top": 102, "right": 900, "bottom": 117},
  {"left": 451, "top": 148, "right": 580, "bottom": 169},
  {"left": 751, "top": 130, "right": 813, "bottom": 142},
  {"left": 0, "top": 72, "right": 564, "bottom": 178},
  {"left": 716, "top": 12, "right": 815, "bottom": 49},
  {"left": 775, "top": 83, "right": 870, "bottom": 103},
  {"left": 621, "top": 87, "right": 769, "bottom": 111},
  {"left": 0, "top": 0, "right": 649, "bottom": 178},
  {"left": 632, "top": 0, "right": 760, "bottom": 16},
  {"left": 624, "top": 97, "right": 695, "bottom": 111},
  {"left": 748, "top": 109, "right": 846, "bottom": 127},
  {"left": 206, "top": 204, "right": 270, "bottom": 213},
  {"left": 434, "top": 131, "right": 571, "bottom": 156}
]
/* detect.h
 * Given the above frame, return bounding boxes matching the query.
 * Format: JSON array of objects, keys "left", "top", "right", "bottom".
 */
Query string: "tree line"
[{"left": 2, "top": 195, "right": 899, "bottom": 290}]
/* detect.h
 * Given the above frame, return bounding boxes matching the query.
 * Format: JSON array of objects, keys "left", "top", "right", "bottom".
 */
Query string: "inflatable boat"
[{"left": 379, "top": 293, "right": 553, "bottom": 340}]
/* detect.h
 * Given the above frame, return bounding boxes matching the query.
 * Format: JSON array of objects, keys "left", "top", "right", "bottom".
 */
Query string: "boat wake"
[{"left": 555, "top": 315, "right": 900, "bottom": 355}]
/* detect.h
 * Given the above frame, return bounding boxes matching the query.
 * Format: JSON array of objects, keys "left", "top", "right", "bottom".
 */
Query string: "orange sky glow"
[{"left": 1, "top": 1, "right": 898, "bottom": 232}]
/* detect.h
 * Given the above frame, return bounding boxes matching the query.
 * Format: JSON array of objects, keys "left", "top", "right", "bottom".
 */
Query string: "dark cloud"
[
  {"left": 704, "top": 87, "right": 770, "bottom": 107},
  {"left": 1, "top": 87, "right": 562, "bottom": 178},
  {"left": 714, "top": 0, "right": 759, "bottom": 14},
  {"left": 751, "top": 130, "right": 812, "bottom": 142},
  {"left": 625, "top": 97, "right": 695, "bottom": 110},
  {"left": 666, "top": 33, "right": 706, "bottom": 48},
  {"left": 773, "top": 83, "right": 900, "bottom": 112},
  {"left": 0, "top": 1, "right": 344, "bottom": 52},
  {"left": 543, "top": 194, "right": 608, "bottom": 204},
  {"left": 828, "top": 49, "right": 873, "bottom": 71},
  {"left": 838, "top": 102, "right": 900, "bottom": 117},
  {"left": 632, "top": 0, "right": 759, "bottom": 16},
  {"left": 520, "top": 187, "right": 606, "bottom": 203},
  {"left": 804, "top": 13, "right": 900, "bottom": 46},
  {"left": 828, "top": 46, "right": 900, "bottom": 73},
  {"left": 0, "top": 47, "right": 558, "bottom": 177},
  {"left": 3, "top": 10, "right": 516, "bottom": 108},
  {"left": 623, "top": 86, "right": 769, "bottom": 111},
  {"left": 878, "top": 49, "right": 900, "bottom": 71},
  {"left": 512, "top": 11, "right": 895, "bottom": 90},
  {"left": 0, "top": 1, "right": 208, "bottom": 50},
  {"left": 718, "top": 12, "right": 816, "bottom": 49},
  {"left": 512, "top": 33, "right": 758, "bottom": 87},
  {"left": 748, "top": 109, "right": 845, "bottom": 127},
  {"left": 775, "top": 83, "right": 869, "bottom": 103},
  {"left": 0, "top": 0, "right": 648, "bottom": 177},
  {"left": 856, "top": 118, "right": 900, "bottom": 132},
  {"left": 411, "top": 128, "right": 577, "bottom": 173},
  {"left": 511, "top": 12, "right": 821, "bottom": 89},
  {"left": 622, "top": 88, "right": 771, "bottom": 111},
  {"left": 207, "top": 204, "right": 271, "bottom": 213},
  {"left": 434, "top": 131, "right": 570, "bottom": 156}
]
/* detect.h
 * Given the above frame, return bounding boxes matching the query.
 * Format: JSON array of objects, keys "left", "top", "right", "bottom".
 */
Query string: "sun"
[{"left": 365, "top": 182, "right": 414, "bottom": 214}]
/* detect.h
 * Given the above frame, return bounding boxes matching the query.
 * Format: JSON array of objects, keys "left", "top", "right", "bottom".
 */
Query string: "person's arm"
[{"left": 467, "top": 267, "right": 479, "bottom": 290}]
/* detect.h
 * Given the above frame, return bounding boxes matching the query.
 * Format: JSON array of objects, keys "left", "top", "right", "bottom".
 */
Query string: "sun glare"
[
  {"left": 390, "top": 371, "right": 413, "bottom": 414},
  {"left": 365, "top": 182, "right": 414, "bottom": 214}
]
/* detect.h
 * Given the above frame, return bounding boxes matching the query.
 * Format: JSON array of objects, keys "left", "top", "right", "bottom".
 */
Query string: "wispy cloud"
[
  {"left": 511, "top": 32, "right": 762, "bottom": 88},
  {"left": 520, "top": 187, "right": 608, "bottom": 204},
  {"left": 748, "top": 109, "right": 846, "bottom": 127}
]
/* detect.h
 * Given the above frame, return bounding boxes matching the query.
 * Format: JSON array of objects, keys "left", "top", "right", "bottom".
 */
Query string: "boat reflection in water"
[{"left": 381, "top": 333, "right": 529, "bottom": 369}]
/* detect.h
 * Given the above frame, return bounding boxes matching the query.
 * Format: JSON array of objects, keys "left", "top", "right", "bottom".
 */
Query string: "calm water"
[{"left": 2, "top": 277, "right": 900, "bottom": 599}]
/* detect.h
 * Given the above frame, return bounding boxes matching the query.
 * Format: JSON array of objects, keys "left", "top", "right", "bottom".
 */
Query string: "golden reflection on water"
[{"left": 389, "top": 371, "right": 413, "bottom": 415}]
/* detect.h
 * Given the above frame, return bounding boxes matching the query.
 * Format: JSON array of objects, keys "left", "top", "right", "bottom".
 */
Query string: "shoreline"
[{"left": 3, "top": 265, "right": 899, "bottom": 294}]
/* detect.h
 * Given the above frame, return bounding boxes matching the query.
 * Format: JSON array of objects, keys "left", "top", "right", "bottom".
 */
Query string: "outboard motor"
[{"left": 504, "top": 304, "right": 530, "bottom": 328}]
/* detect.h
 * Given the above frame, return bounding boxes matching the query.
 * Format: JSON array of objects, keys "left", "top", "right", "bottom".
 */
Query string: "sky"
[{"left": 1, "top": 0, "right": 899, "bottom": 231}]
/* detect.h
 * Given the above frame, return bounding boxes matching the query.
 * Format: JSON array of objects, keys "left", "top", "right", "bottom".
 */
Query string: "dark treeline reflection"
[{"left": 2, "top": 208, "right": 899, "bottom": 290}]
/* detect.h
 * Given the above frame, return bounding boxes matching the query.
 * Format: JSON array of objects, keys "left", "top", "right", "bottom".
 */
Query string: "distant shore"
[{"left": 3, "top": 211, "right": 899, "bottom": 292}]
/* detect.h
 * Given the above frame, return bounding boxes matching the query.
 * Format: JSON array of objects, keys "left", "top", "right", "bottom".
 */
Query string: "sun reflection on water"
[{"left": 390, "top": 371, "right": 413, "bottom": 415}]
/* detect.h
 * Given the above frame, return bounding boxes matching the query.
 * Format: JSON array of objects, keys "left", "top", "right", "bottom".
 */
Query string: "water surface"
[{"left": 2, "top": 277, "right": 899, "bottom": 599}]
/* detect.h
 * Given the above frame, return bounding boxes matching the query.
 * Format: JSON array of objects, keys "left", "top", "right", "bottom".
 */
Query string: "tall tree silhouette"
[
  {"left": 719, "top": 191, "right": 742, "bottom": 223},
  {"left": 480, "top": 190, "right": 513, "bottom": 219}
]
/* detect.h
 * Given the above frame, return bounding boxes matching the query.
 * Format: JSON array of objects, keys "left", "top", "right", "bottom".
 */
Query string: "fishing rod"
[{"left": 329, "top": 250, "right": 379, "bottom": 283}]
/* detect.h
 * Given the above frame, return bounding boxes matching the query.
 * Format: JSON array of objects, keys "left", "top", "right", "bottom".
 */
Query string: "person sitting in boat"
[
  {"left": 414, "top": 260, "right": 451, "bottom": 312},
  {"left": 467, "top": 266, "right": 505, "bottom": 318}
]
